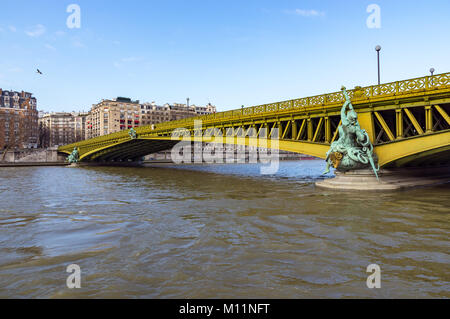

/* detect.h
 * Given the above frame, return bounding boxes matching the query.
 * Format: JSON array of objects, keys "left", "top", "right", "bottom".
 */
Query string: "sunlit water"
[{"left": 0, "top": 160, "right": 449, "bottom": 298}]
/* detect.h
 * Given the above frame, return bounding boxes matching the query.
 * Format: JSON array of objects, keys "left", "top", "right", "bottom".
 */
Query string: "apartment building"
[
  {"left": 89, "top": 97, "right": 141, "bottom": 138},
  {"left": 39, "top": 112, "right": 75, "bottom": 147},
  {"left": 86, "top": 112, "right": 92, "bottom": 140},
  {"left": 38, "top": 111, "right": 89, "bottom": 147},
  {"left": 193, "top": 103, "right": 216, "bottom": 115},
  {"left": 85, "top": 97, "right": 217, "bottom": 138},
  {"left": 140, "top": 102, "right": 178, "bottom": 126},
  {"left": 0, "top": 89, "right": 38, "bottom": 149},
  {"left": 140, "top": 102, "right": 217, "bottom": 126},
  {"left": 73, "top": 112, "right": 89, "bottom": 142}
]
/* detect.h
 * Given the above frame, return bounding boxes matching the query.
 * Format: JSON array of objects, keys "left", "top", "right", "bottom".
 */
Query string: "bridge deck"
[{"left": 59, "top": 72, "right": 450, "bottom": 168}]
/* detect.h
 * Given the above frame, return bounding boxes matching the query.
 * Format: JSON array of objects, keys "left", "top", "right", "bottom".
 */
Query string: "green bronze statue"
[
  {"left": 129, "top": 128, "right": 137, "bottom": 139},
  {"left": 67, "top": 147, "right": 80, "bottom": 164},
  {"left": 323, "top": 86, "right": 379, "bottom": 179}
]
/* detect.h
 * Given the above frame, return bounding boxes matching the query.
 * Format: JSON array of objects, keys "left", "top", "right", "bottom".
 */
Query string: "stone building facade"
[
  {"left": 0, "top": 89, "right": 38, "bottom": 149},
  {"left": 88, "top": 97, "right": 217, "bottom": 137},
  {"left": 39, "top": 112, "right": 75, "bottom": 147},
  {"left": 38, "top": 111, "right": 88, "bottom": 147},
  {"left": 140, "top": 102, "right": 216, "bottom": 126},
  {"left": 73, "top": 112, "right": 89, "bottom": 142},
  {"left": 88, "top": 97, "right": 141, "bottom": 138}
]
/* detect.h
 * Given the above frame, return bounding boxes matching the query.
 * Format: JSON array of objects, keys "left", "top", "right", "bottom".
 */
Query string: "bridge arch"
[
  {"left": 58, "top": 72, "right": 450, "bottom": 170},
  {"left": 375, "top": 130, "right": 450, "bottom": 168}
]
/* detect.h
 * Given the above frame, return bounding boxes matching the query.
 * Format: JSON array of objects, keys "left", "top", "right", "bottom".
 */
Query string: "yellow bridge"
[{"left": 59, "top": 72, "right": 450, "bottom": 169}]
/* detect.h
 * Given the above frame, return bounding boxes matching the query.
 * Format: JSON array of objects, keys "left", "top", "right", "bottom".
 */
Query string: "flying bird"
[{"left": 36, "top": 69, "right": 43, "bottom": 75}]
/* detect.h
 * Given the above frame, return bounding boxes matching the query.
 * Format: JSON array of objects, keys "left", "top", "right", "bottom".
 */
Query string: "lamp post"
[
  {"left": 430, "top": 68, "right": 435, "bottom": 87},
  {"left": 375, "top": 45, "right": 381, "bottom": 85}
]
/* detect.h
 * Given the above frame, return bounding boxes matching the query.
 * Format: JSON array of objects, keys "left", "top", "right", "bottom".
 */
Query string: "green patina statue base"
[
  {"left": 67, "top": 147, "right": 80, "bottom": 164},
  {"left": 129, "top": 128, "right": 137, "bottom": 139},
  {"left": 323, "top": 86, "right": 379, "bottom": 179}
]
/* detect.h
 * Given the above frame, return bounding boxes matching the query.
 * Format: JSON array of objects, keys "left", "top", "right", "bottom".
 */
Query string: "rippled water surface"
[{"left": 0, "top": 161, "right": 449, "bottom": 298}]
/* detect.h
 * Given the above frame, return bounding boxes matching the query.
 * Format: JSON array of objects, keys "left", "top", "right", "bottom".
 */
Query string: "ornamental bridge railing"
[
  {"left": 151, "top": 72, "right": 450, "bottom": 132},
  {"left": 60, "top": 72, "right": 450, "bottom": 152}
]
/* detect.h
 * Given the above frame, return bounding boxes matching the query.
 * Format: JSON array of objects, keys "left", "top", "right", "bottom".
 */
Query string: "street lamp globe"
[
  {"left": 430, "top": 68, "right": 435, "bottom": 76},
  {"left": 375, "top": 45, "right": 381, "bottom": 52}
]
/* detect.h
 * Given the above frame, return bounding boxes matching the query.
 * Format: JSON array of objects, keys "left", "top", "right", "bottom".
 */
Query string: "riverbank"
[
  {"left": 1, "top": 157, "right": 318, "bottom": 167},
  {"left": 0, "top": 148, "right": 66, "bottom": 164},
  {"left": 0, "top": 162, "right": 69, "bottom": 167}
]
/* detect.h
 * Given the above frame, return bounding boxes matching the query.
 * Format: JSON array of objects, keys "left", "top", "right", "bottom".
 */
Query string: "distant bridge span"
[{"left": 60, "top": 72, "right": 450, "bottom": 168}]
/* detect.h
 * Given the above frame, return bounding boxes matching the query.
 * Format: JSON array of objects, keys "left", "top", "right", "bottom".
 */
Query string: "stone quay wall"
[{"left": 0, "top": 148, "right": 66, "bottom": 163}]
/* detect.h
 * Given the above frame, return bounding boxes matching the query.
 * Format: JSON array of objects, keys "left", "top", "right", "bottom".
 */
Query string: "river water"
[{"left": 0, "top": 160, "right": 448, "bottom": 298}]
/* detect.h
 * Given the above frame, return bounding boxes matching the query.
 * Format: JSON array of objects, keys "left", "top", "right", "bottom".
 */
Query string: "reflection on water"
[{"left": 0, "top": 161, "right": 449, "bottom": 298}]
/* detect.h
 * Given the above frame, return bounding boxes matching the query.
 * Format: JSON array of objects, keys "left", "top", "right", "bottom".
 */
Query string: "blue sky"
[{"left": 1, "top": 0, "right": 450, "bottom": 112}]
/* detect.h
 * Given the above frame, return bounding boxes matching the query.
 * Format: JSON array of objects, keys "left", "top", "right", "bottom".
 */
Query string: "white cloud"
[
  {"left": 8, "top": 25, "right": 17, "bottom": 32},
  {"left": 114, "top": 56, "right": 143, "bottom": 68},
  {"left": 8, "top": 67, "right": 23, "bottom": 73},
  {"left": 25, "top": 24, "right": 46, "bottom": 37},
  {"left": 45, "top": 44, "right": 56, "bottom": 50},
  {"left": 122, "top": 56, "right": 141, "bottom": 62},
  {"left": 72, "top": 39, "right": 86, "bottom": 48},
  {"left": 286, "top": 9, "right": 325, "bottom": 17}
]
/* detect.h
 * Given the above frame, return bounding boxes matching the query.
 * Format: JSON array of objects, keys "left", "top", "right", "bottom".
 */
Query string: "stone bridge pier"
[{"left": 316, "top": 166, "right": 450, "bottom": 190}]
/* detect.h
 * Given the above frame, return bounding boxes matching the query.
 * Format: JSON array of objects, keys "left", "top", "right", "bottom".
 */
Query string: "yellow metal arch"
[
  {"left": 374, "top": 130, "right": 450, "bottom": 167},
  {"left": 79, "top": 139, "right": 130, "bottom": 161},
  {"left": 140, "top": 136, "right": 329, "bottom": 159},
  {"left": 58, "top": 72, "right": 450, "bottom": 168},
  {"left": 65, "top": 130, "right": 450, "bottom": 167}
]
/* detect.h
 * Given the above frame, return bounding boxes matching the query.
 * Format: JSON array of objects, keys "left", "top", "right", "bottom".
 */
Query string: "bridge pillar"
[
  {"left": 316, "top": 166, "right": 450, "bottom": 191},
  {"left": 325, "top": 117, "right": 331, "bottom": 143},
  {"left": 278, "top": 122, "right": 283, "bottom": 139},
  {"left": 307, "top": 119, "right": 313, "bottom": 141},
  {"left": 357, "top": 112, "right": 376, "bottom": 143},
  {"left": 396, "top": 109, "right": 404, "bottom": 139},
  {"left": 425, "top": 106, "right": 433, "bottom": 133},
  {"left": 250, "top": 124, "right": 256, "bottom": 137},
  {"left": 292, "top": 120, "right": 297, "bottom": 140},
  {"left": 230, "top": 127, "right": 235, "bottom": 137}
]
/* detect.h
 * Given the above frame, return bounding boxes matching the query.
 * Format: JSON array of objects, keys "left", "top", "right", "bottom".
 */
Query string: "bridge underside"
[
  {"left": 80, "top": 139, "right": 179, "bottom": 162},
  {"left": 59, "top": 72, "right": 450, "bottom": 174},
  {"left": 71, "top": 137, "right": 331, "bottom": 162},
  {"left": 374, "top": 130, "right": 450, "bottom": 167},
  {"left": 383, "top": 145, "right": 450, "bottom": 168},
  {"left": 61, "top": 130, "right": 450, "bottom": 170}
]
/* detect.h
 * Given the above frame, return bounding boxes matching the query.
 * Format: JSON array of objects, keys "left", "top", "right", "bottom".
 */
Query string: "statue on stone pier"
[
  {"left": 323, "top": 86, "right": 379, "bottom": 179},
  {"left": 129, "top": 128, "right": 137, "bottom": 139},
  {"left": 67, "top": 147, "right": 80, "bottom": 164}
]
